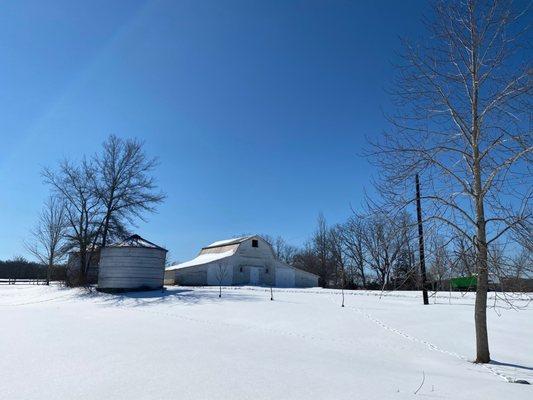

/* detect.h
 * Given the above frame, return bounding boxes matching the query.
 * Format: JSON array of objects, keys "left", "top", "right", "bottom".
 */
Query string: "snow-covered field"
[{"left": 1, "top": 285, "right": 531, "bottom": 399}]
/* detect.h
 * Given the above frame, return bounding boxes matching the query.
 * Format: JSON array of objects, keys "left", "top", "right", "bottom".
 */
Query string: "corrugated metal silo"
[{"left": 98, "top": 234, "right": 167, "bottom": 291}]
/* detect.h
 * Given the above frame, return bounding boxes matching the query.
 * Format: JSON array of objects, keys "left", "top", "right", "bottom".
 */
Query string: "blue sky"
[{"left": 0, "top": 0, "right": 428, "bottom": 262}]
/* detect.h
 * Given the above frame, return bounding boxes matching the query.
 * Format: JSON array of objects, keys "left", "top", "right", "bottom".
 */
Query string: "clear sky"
[{"left": 0, "top": 0, "right": 429, "bottom": 262}]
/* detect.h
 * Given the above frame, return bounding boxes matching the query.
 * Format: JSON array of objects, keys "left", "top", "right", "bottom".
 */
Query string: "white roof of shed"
[{"left": 165, "top": 248, "right": 235, "bottom": 271}]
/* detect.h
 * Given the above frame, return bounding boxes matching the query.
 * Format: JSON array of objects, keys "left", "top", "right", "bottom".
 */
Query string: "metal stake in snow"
[
  {"left": 415, "top": 174, "right": 429, "bottom": 305},
  {"left": 341, "top": 272, "right": 345, "bottom": 307}
]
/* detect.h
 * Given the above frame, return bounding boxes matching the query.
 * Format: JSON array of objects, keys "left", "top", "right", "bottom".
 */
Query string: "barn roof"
[
  {"left": 111, "top": 234, "right": 167, "bottom": 251},
  {"left": 165, "top": 248, "right": 235, "bottom": 271},
  {"left": 166, "top": 235, "right": 255, "bottom": 271},
  {"left": 203, "top": 236, "right": 254, "bottom": 249}
]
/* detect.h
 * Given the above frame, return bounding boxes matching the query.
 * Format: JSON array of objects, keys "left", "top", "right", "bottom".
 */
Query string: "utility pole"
[{"left": 415, "top": 174, "right": 429, "bottom": 305}]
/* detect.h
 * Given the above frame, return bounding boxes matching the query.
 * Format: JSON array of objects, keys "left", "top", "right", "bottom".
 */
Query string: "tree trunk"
[
  {"left": 101, "top": 211, "right": 111, "bottom": 248},
  {"left": 78, "top": 247, "right": 87, "bottom": 287},
  {"left": 46, "top": 262, "right": 51, "bottom": 286},
  {"left": 472, "top": 97, "right": 490, "bottom": 362},
  {"left": 470, "top": 13, "right": 490, "bottom": 362},
  {"left": 474, "top": 194, "right": 490, "bottom": 363},
  {"left": 360, "top": 267, "right": 366, "bottom": 289}
]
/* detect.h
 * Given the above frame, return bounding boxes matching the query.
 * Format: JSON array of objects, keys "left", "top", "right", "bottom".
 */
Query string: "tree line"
[
  {"left": 0, "top": 256, "right": 66, "bottom": 281},
  {"left": 265, "top": 209, "right": 531, "bottom": 292}
]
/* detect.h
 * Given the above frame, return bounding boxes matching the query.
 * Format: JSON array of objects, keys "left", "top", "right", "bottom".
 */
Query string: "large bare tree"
[
  {"left": 369, "top": 0, "right": 531, "bottom": 362},
  {"left": 25, "top": 196, "right": 68, "bottom": 285},
  {"left": 96, "top": 135, "right": 165, "bottom": 247}
]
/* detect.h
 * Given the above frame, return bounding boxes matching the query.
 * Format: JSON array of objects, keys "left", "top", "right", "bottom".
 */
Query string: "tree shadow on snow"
[
  {"left": 92, "top": 287, "right": 261, "bottom": 308},
  {"left": 490, "top": 360, "right": 533, "bottom": 372}
]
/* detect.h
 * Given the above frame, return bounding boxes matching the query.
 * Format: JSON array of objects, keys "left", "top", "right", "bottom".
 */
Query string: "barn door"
[{"left": 250, "top": 267, "right": 260, "bottom": 285}]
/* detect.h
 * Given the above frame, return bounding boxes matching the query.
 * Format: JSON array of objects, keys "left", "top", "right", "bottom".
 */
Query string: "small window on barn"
[
  {"left": 239, "top": 267, "right": 243, "bottom": 273},
  {"left": 252, "top": 239, "right": 258, "bottom": 248},
  {"left": 265, "top": 268, "right": 269, "bottom": 274}
]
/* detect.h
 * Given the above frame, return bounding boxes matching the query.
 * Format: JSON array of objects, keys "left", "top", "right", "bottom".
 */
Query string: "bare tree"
[
  {"left": 313, "top": 213, "right": 335, "bottom": 287},
  {"left": 369, "top": 0, "right": 531, "bottom": 362},
  {"left": 450, "top": 236, "right": 477, "bottom": 277},
  {"left": 487, "top": 239, "right": 532, "bottom": 292},
  {"left": 292, "top": 244, "right": 321, "bottom": 278},
  {"left": 359, "top": 212, "right": 403, "bottom": 289},
  {"left": 216, "top": 261, "right": 230, "bottom": 298},
  {"left": 510, "top": 248, "right": 532, "bottom": 280},
  {"left": 329, "top": 224, "right": 348, "bottom": 289},
  {"left": 43, "top": 159, "right": 103, "bottom": 286},
  {"left": 96, "top": 135, "right": 165, "bottom": 247},
  {"left": 25, "top": 196, "right": 68, "bottom": 285},
  {"left": 339, "top": 217, "right": 367, "bottom": 288},
  {"left": 502, "top": 247, "right": 533, "bottom": 291},
  {"left": 427, "top": 235, "right": 451, "bottom": 290},
  {"left": 390, "top": 212, "right": 418, "bottom": 290},
  {"left": 262, "top": 234, "right": 298, "bottom": 264}
]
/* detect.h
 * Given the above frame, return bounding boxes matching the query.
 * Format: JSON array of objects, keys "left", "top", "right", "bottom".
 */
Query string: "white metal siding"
[
  {"left": 98, "top": 247, "right": 166, "bottom": 290},
  {"left": 275, "top": 267, "right": 295, "bottom": 288},
  {"left": 207, "top": 264, "right": 233, "bottom": 285}
]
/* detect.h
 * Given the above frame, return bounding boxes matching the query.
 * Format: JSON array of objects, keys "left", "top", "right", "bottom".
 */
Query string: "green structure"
[{"left": 450, "top": 275, "right": 477, "bottom": 291}]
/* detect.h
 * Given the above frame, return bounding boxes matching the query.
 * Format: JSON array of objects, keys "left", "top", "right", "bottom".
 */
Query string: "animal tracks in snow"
[{"left": 331, "top": 294, "right": 517, "bottom": 384}]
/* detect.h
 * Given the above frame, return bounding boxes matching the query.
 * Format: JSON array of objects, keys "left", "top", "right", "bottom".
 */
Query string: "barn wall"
[
  {"left": 236, "top": 237, "right": 276, "bottom": 260},
  {"left": 175, "top": 264, "right": 209, "bottom": 285},
  {"left": 295, "top": 269, "right": 319, "bottom": 287},
  {"left": 233, "top": 237, "right": 276, "bottom": 286},
  {"left": 231, "top": 263, "right": 275, "bottom": 286},
  {"left": 164, "top": 270, "right": 176, "bottom": 285}
]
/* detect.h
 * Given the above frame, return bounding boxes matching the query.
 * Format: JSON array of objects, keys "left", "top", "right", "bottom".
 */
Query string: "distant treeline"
[
  {"left": 0, "top": 257, "right": 66, "bottom": 280},
  {"left": 261, "top": 210, "right": 531, "bottom": 291}
]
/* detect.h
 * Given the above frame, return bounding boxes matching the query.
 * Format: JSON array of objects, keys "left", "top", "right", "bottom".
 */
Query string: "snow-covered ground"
[{"left": 1, "top": 285, "right": 531, "bottom": 399}]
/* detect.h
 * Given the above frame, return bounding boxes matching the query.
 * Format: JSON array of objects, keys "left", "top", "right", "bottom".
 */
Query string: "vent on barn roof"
[{"left": 203, "top": 236, "right": 254, "bottom": 249}]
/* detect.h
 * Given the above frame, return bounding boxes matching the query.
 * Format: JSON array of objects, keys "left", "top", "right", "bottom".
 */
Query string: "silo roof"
[{"left": 111, "top": 234, "right": 167, "bottom": 251}]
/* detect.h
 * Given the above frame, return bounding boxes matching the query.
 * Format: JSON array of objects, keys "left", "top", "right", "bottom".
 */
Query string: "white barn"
[{"left": 165, "top": 235, "right": 319, "bottom": 288}]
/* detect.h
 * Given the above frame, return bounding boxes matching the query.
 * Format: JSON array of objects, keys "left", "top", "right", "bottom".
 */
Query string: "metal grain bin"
[{"left": 98, "top": 234, "right": 167, "bottom": 291}]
